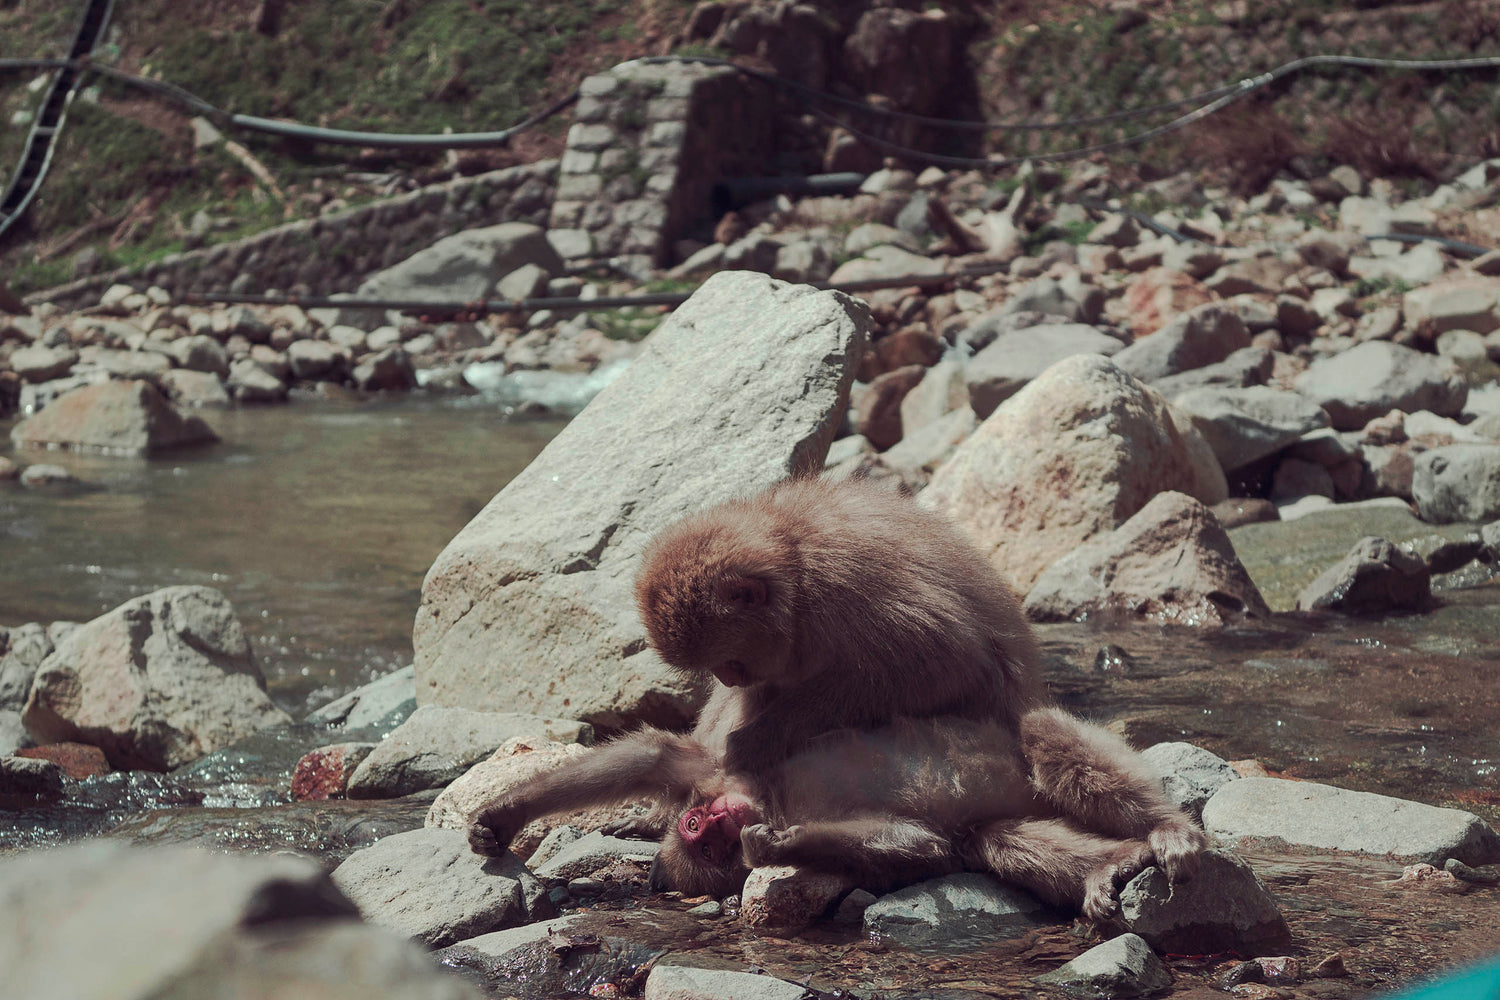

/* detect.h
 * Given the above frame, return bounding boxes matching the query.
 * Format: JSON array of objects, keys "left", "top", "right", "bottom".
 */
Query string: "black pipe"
[{"left": 711, "top": 173, "right": 867, "bottom": 214}]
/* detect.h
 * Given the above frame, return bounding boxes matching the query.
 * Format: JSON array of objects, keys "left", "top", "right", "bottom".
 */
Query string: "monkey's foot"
[
  {"left": 1147, "top": 819, "right": 1207, "bottom": 882},
  {"left": 1080, "top": 840, "right": 1153, "bottom": 923},
  {"left": 740, "top": 823, "right": 799, "bottom": 866}
]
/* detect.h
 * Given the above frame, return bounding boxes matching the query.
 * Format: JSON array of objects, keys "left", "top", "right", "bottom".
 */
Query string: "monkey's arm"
[
  {"left": 739, "top": 818, "right": 961, "bottom": 885},
  {"left": 468, "top": 728, "right": 720, "bottom": 857}
]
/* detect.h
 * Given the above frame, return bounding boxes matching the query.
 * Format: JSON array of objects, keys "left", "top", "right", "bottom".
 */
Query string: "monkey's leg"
[
  {"left": 740, "top": 818, "right": 960, "bottom": 885},
  {"left": 468, "top": 728, "right": 719, "bottom": 857},
  {"left": 963, "top": 817, "right": 1153, "bottom": 923},
  {"left": 1019, "top": 706, "right": 1206, "bottom": 881}
]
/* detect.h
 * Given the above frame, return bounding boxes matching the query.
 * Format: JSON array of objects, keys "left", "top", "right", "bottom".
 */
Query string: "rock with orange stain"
[
  {"left": 1123, "top": 267, "right": 1214, "bottom": 338},
  {"left": 16, "top": 742, "right": 110, "bottom": 780},
  {"left": 290, "top": 742, "right": 376, "bottom": 801}
]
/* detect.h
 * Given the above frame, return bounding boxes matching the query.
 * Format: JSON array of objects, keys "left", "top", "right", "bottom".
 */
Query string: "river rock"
[
  {"left": 346, "top": 704, "right": 591, "bottom": 799},
  {"left": 863, "top": 873, "right": 1045, "bottom": 948},
  {"left": 644, "top": 966, "right": 809, "bottom": 1000},
  {"left": 288, "top": 339, "right": 347, "bottom": 381},
  {"left": 81, "top": 347, "right": 173, "bottom": 381},
  {"left": 1119, "top": 850, "right": 1291, "bottom": 956},
  {"left": 0, "top": 710, "right": 25, "bottom": 755},
  {"left": 828, "top": 244, "right": 946, "bottom": 285},
  {"left": 0, "top": 621, "right": 54, "bottom": 711},
  {"left": 358, "top": 222, "right": 565, "bottom": 310},
  {"left": 10, "top": 379, "right": 218, "bottom": 456},
  {"left": 332, "top": 827, "right": 548, "bottom": 946},
  {"left": 18, "top": 462, "right": 82, "bottom": 489},
  {"left": 742, "top": 865, "right": 858, "bottom": 934},
  {"left": 1024, "top": 491, "right": 1271, "bottom": 625},
  {"left": 414, "top": 272, "right": 867, "bottom": 724},
  {"left": 426, "top": 737, "right": 593, "bottom": 839},
  {"left": 964, "top": 322, "right": 1125, "bottom": 419},
  {"left": 1202, "top": 777, "right": 1500, "bottom": 866},
  {"left": 1412, "top": 444, "right": 1500, "bottom": 523},
  {"left": 1149, "top": 345, "right": 1274, "bottom": 397},
  {"left": 353, "top": 347, "right": 419, "bottom": 391},
  {"left": 1001, "top": 275, "right": 1104, "bottom": 325},
  {"left": 16, "top": 740, "right": 110, "bottom": 779},
  {"left": 897, "top": 357, "right": 966, "bottom": 434},
  {"left": 21, "top": 586, "right": 292, "bottom": 770},
  {"left": 158, "top": 369, "right": 231, "bottom": 408},
  {"left": 1032, "top": 933, "right": 1172, "bottom": 997},
  {"left": 305, "top": 664, "right": 417, "bottom": 730},
  {"left": 1140, "top": 741, "right": 1239, "bottom": 820},
  {"left": 1172, "top": 386, "right": 1330, "bottom": 472},
  {"left": 10, "top": 344, "right": 79, "bottom": 382},
  {"left": 1295, "top": 536, "right": 1431, "bottom": 613},
  {"left": 925, "top": 354, "right": 1227, "bottom": 592},
  {"left": 163, "top": 334, "right": 230, "bottom": 376},
  {"left": 227, "top": 357, "right": 290, "bottom": 403},
  {"left": 853, "top": 364, "right": 926, "bottom": 450},
  {"left": 291, "top": 742, "right": 378, "bottom": 800},
  {"left": 532, "top": 830, "right": 660, "bottom": 883},
  {"left": 0, "top": 842, "right": 487, "bottom": 1000},
  {"left": 0, "top": 754, "right": 62, "bottom": 804},
  {"left": 1402, "top": 277, "right": 1500, "bottom": 337},
  {"left": 1294, "top": 342, "right": 1468, "bottom": 430},
  {"left": 1111, "top": 303, "right": 1251, "bottom": 382}
]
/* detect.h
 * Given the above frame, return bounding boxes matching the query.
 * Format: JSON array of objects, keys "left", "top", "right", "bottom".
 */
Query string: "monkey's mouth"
[
  {"left": 708, "top": 792, "right": 760, "bottom": 832},
  {"left": 711, "top": 661, "right": 751, "bottom": 687}
]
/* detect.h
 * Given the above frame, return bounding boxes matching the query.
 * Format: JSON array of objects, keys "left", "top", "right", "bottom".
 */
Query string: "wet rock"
[
  {"left": 347, "top": 704, "right": 591, "bottom": 799},
  {"left": 1140, "top": 741, "right": 1239, "bottom": 821},
  {"left": 226, "top": 357, "right": 290, "bottom": 403},
  {"left": 354, "top": 347, "right": 419, "bottom": 392},
  {"left": 0, "top": 754, "right": 62, "bottom": 805},
  {"left": 0, "top": 621, "right": 55, "bottom": 710},
  {"left": 1024, "top": 491, "right": 1271, "bottom": 626},
  {"left": 22, "top": 586, "right": 292, "bottom": 771},
  {"left": 742, "top": 865, "right": 857, "bottom": 934},
  {"left": 305, "top": 664, "right": 416, "bottom": 730},
  {"left": 853, "top": 364, "right": 926, "bottom": 450},
  {"left": 18, "top": 462, "right": 82, "bottom": 489},
  {"left": 426, "top": 737, "right": 593, "bottom": 840},
  {"left": 1202, "top": 777, "right": 1500, "bottom": 866},
  {"left": 1172, "top": 385, "right": 1330, "bottom": 473},
  {"left": 964, "top": 323, "right": 1125, "bottom": 419},
  {"left": 1401, "top": 532, "right": 1485, "bottom": 574},
  {"left": 1271, "top": 456, "right": 1336, "bottom": 502},
  {"left": 158, "top": 369, "right": 231, "bottom": 408},
  {"left": 1294, "top": 342, "right": 1467, "bottom": 430},
  {"left": 1295, "top": 536, "right": 1431, "bottom": 613},
  {"left": 923, "top": 354, "right": 1226, "bottom": 592},
  {"left": 1413, "top": 444, "right": 1500, "bottom": 523},
  {"left": 291, "top": 742, "right": 377, "bottom": 800},
  {"left": 10, "top": 379, "right": 218, "bottom": 456},
  {"left": 332, "top": 827, "right": 548, "bottom": 946},
  {"left": 863, "top": 873, "right": 1045, "bottom": 948},
  {"left": 15, "top": 741, "right": 110, "bottom": 779},
  {"left": 1032, "top": 932, "right": 1172, "bottom": 997},
  {"left": 644, "top": 965, "right": 809, "bottom": 1000},
  {"left": 1149, "top": 344, "right": 1274, "bottom": 397},
  {"left": 1119, "top": 849, "right": 1291, "bottom": 956},
  {"left": 415, "top": 272, "right": 866, "bottom": 724},
  {"left": 532, "top": 830, "right": 659, "bottom": 883},
  {"left": 1112, "top": 303, "right": 1251, "bottom": 383}
]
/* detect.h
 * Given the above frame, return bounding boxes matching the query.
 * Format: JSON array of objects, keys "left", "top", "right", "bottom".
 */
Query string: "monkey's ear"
[{"left": 717, "top": 575, "right": 769, "bottom": 608}]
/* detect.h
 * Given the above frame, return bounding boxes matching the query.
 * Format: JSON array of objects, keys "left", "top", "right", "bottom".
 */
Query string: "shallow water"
[{"left": 1, "top": 397, "right": 566, "bottom": 714}]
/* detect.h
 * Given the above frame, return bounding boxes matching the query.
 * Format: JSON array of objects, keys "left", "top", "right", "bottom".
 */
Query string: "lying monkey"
[{"left": 471, "top": 706, "right": 1205, "bottom": 922}]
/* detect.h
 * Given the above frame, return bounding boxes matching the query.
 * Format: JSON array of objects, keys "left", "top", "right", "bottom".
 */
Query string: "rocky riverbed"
[{"left": 4, "top": 155, "right": 1500, "bottom": 1000}]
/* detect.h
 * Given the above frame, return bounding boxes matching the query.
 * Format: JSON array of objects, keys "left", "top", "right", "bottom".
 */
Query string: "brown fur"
[{"left": 634, "top": 476, "right": 1044, "bottom": 775}]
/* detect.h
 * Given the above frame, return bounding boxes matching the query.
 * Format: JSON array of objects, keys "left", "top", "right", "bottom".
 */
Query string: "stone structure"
[
  {"left": 29, "top": 161, "right": 557, "bottom": 311},
  {"left": 547, "top": 61, "right": 778, "bottom": 267}
]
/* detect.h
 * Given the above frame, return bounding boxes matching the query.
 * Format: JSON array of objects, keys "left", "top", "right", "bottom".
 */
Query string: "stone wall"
[
  {"left": 547, "top": 61, "right": 779, "bottom": 267},
  {"left": 30, "top": 161, "right": 557, "bottom": 311}
]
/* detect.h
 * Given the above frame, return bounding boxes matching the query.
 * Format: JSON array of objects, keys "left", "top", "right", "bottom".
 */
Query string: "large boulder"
[
  {"left": 358, "top": 222, "right": 565, "bottom": 307},
  {"left": 923, "top": 354, "right": 1226, "bottom": 593},
  {"left": 1412, "top": 444, "right": 1500, "bottom": 523},
  {"left": 1294, "top": 342, "right": 1468, "bottom": 430},
  {"left": 21, "top": 586, "right": 292, "bottom": 770},
  {"left": 10, "top": 380, "right": 217, "bottom": 456},
  {"left": 414, "top": 272, "right": 868, "bottom": 724},
  {"left": 1023, "top": 491, "right": 1271, "bottom": 625}
]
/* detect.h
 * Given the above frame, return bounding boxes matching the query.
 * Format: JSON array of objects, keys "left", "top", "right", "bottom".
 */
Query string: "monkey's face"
[{"left": 650, "top": 793, "right": 759, "bottom": 897}]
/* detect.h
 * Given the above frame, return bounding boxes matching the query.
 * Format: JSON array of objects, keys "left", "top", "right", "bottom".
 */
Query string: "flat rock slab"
[
  {"left": 964, "top": 323, "right": 1125, "bottom": 419},
  {"left": 644, "top": 965, "right": 809, "bottom": 1000},
  {"left": 347, "top": 704, "right": 592, "bottom": 799},
  {"left": 332, "top": 827, "right": 547, "bottom": 947},
  {"left": 1294, "top": 341, "right": 1467, "bottom": 430},
  {"left": 304, "top": 664, "right": 417, "bottom": 731},
  {"left": 1032, "top": 932, "right": 1171, "bottom": 997},
  {"left": 1119, "top": 850, "right": 1291, "bottom": 957},
  {"left": 414, "top": 272, "right": 868, "bottom": 726},
  {"left": 532, "top": 830, "right": 660, "bottom": 883},
  {"left": 1172, "top": 385, "right": 1330, "bottom": 472},
  {"left": 1202, "top": 777, "right": 1500, "bottom": 866},
  {"left": 863, "top": 873, "right": 1045, "bottom": 949},
  {"left": 10, "top": 379, "right": 218, "bottom": 456}
]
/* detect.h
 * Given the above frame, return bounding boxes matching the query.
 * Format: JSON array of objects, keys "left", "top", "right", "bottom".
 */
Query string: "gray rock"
[
  {"left": 1000, "top": 275, "right": 1104, "bottom": 325},
  {"left": 897, "top": 357, "right": 967, "bottom": 435},
  {"left": 1140, "top": 742, "right": 1239, "bottom": 821},
  {"left": 358, "top": 222, "right": 565, "bottom": 310},
  {"left": 532, "top": 830, "right": 660, "bottom": 883},
  {"left": 864, "top": 873, "right": 1045, "bottom": 948},
  {"left": 965, "top": 323, "right": 1125, "bottom": 419},
  {"left": 347, "top": 704, "right": 591, "bottom": 799},
  {"left": 1173, "top": 385, "right": 1330, "bottom": 472},
  {"left": 1032, "top": 932, "right": 1171, "bottom": 997},
  {"left": 1149, "top": 345, "right": 1273, "bottom": 398},
  {"left": 1413, "top": 444, "right": 1500, "bottom": 523},
  {"left": 0, "top": 621, "right": 54, "bottom": 711},
  {"left": 287, "top": 339, "right": 347, "bottom": 381},
  {"left": 0, "top": 710, "right": 27, "bottom": 755},
  {"left": 1024, "top": 491, "right": 1271, "bottom": 625},
  {"left": 1202, "top": 777, "right": 1500, "bottom": 866},
  {"left": 827, "top": 244, "right": 944, "bottom": 284},
  {"left": 1402, "top": 279, "right": 1500, "bottom": 337},
  {"left": 742, "top": 864, "right": 858, "bottom": 934},
  {"left": 496, "top": 262, "right": 551, "bottom": 302},
  {"left": 1295, "top": 536, "right": 1431, "bottom": 613},
  {"left": 18, "top": 463, "right": 80, "bottom": 489},
  {"left": 332, "top": 827, "right": 547, "bottom": 946},
  {"left": 414, "top": 272, "right": 867, "bottom": 724},
  {"left": 1112, "top": 303, "right": 1251, "bottom": 382},
  {"left": 305, "top": 664, "right": 417, "bottom": 730},
  {"left": 525, "top": 825, "right": 588, "bottom": 869},
  {"left": 9, "top": 344, "right": 79, "bottom": 382},
  {"left": 226, "top": 357, "right": 289, "bottom": 403},
  {"left": 723, "top": 234, "right": 783, "bottom": 273},
  {"left": 158, "top": 369, "right": 231, "bottom": 409},
  {"left": 644, "top": 966, "right": 808, "bottom": 1000},
  {"left": 844, "top": 222, "right": 921, "bottom": 257},
  {"left": 10, "top": 380, "right": 218, "bottom": 456},
  {"left": 0, "top": 754, "right": 62, "bottom": 803},
  {"left": 80, "top": 348, "right": 173, "bottom": 381},
  {"left": 773, "top": 239, "right": 835, "bottom": 284},
  {"left": 1119, "top": 849, "right": 1291, "bottom": 956},
  {"left": 882, "top": 405, "right": 977, "bottom": 483},
  {"left": 353, "top": 347, "right": 418, "bottom": 392},
  {"left": 22, "top": 586, "right": 292, "bottom": 770},
  {"left": 1295, "top": 341, "right": 1468, "bottom": 430}
]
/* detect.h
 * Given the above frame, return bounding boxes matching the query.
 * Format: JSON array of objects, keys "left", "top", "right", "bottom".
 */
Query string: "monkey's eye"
[{"left": 686, "top": 815, "right": 699, "bottom": 833}]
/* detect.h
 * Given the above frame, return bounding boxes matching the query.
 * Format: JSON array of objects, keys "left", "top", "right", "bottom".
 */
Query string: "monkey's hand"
[
  {"left": 741, "top": 823, "right": 801, "bottom": 867},
  {"left": 468, "top": 799, "right": 526, "bottom": 857},
  {"left": 1147, "top": 818, "right": 1207, "bottom": 883},
  {"left": 1080, "top": 840, "right": 1153, "bottom": 923}
]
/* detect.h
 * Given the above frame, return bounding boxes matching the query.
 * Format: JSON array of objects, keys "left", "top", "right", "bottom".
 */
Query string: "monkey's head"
[
  {"left": 635, "top": 510, "right": 801, "bottom": 688},
  {"left": 649, "top": 792, "right": 758, "bottom": 897}
]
